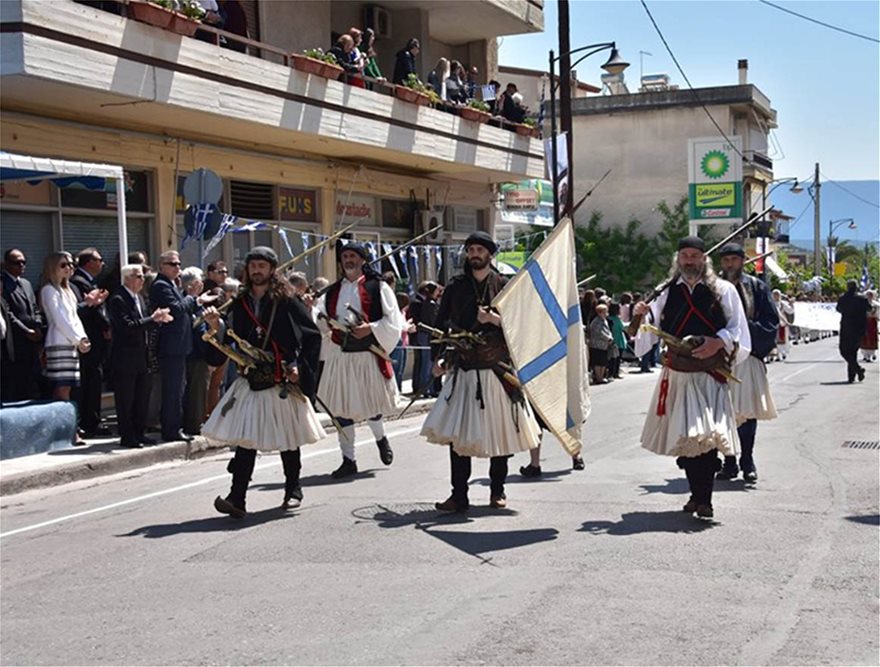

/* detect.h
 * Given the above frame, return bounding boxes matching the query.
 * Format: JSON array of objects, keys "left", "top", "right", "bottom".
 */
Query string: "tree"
[{"left": 574, "top": 212, "right": 656, "bottom": 295}]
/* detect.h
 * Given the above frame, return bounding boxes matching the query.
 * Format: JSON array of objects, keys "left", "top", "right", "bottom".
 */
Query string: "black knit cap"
[
  {"left": 245, "top": 245, "right": 278, "bottom": 267},
  {"left": 718, "top": 242, "right": 746, "bottom": 258},
  {"left": 677, "top": 236, "right": 706, "bottom": 252},
  {"left": 465, "top": 231, "right": 498, "bottom": 255},
  {"left": 339, "top": 242, "right": 369, "bottom": 261}
]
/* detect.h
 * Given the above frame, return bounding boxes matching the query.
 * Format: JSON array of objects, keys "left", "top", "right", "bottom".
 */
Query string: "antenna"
[{"left": 639, "top": 50, "right": 653, "bottom": 83}]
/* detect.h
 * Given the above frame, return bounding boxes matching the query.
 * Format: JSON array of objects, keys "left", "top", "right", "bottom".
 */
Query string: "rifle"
[
  {"left": 640, "top": 323, "right": 740, "bottom": 384},
  {"left": 744, "top": 250, "right": 774, "bottom": 267},
  {"left": 317, "top": 311, "right": 391, "bottom": 361}
]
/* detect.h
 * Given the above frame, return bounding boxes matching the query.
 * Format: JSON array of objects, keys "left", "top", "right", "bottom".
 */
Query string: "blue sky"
[{"left": 498, "top": 0, "right": 880, "bottom": 243}]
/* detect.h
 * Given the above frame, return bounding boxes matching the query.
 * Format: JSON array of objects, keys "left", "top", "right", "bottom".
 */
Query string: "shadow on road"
[
  {"left": 819, "top": 381, "right": 857, "bottom": 386},
  {"left": 117, "top": 506, "right": 300, "bottom": 538},
  {"left": 580, "top": 511, "right": 717, "bottom": 535},
  {"left": 502, "top": 469, "right": 574, "bottom": 485},
  {"left": 251, "top": 470, "right": 378, "bottom": 491},
  {"left": 638, "top": 478, "right": 690, "bottom": 495},
  {"left": 844, "top": 513, "right": 880, "bottom": 526},
  {"left": 350, "top": 502, "right": 518, "bottom": 528}
]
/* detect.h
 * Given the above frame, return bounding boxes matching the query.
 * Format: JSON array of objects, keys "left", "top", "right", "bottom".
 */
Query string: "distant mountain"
[{"left": 772, "top": 180, "right": 879, "bottom": 246}]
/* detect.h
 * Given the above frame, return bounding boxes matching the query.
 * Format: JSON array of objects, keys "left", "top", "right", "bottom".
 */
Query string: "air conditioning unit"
[
  {"left": 364, "top": 5, "right": 392, "bottom": 40},
  {"left": 420, "top": 208, "right": 444, "bottom": 241}
]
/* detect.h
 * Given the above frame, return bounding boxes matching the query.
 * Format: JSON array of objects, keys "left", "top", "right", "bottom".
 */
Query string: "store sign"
[
  {"left": 0, "top": 180, "right": 52, "bottom": 206},
  {"left": 335, "top": 194, "right": 375, "bottom": 225},
  {"left": 278, "top": 187, "right": 317, "bottom": 222},
  {"left": 499, "top": 180, "right": 553, "bottom": 227},
  {"left": 687, "top": 136, "right": 743, "bottom": 224},
  {"left": 504, "top": 188, "right": 539, "bottom": 211}
]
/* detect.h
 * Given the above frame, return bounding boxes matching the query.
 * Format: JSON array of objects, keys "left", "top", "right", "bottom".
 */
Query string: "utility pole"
[
  {"left": 813, "top": 162, "right": 821, "bottom": 276},
  {"left": 558, "top": 0, "right": 573, "bottom": 217}
]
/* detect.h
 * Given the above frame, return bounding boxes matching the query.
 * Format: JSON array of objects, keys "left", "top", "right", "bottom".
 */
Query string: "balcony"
[
  {"left": 743, "top": 150, "right": 773, "bottom": 179},
  {"left": 0, "top": 0, "right": 544, "bottom": 183}
]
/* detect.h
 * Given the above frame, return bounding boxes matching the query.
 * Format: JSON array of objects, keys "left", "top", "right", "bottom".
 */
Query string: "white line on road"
[
  {"left": 775, "top": 352, "right": 838, "bottom": 384},
  {"left": 0, "top": 425, "right": 423, "bottom": 540}
]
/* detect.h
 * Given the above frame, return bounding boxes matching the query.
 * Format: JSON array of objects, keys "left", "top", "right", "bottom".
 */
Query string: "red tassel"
[{"left": 656, "top": 369, "right": 669, "bottom": 416}]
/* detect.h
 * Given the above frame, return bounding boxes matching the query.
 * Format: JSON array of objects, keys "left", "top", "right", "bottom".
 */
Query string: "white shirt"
[
  {"left": 124, "top": 286, "right": 143, "bottom": 318},
  {"left": 317, "top": 275, "right": 403, "bottom": 354},
  {"left": 634, "top": 276, "right": 751, "bottom": 365},
  {"left": 40, "top": 284, "right": 87, "bottom": 347}
]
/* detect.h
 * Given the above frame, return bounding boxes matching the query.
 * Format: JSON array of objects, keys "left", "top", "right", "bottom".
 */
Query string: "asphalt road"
[{"left": 1, "top": 336, "right": 878, "bottom": 666}]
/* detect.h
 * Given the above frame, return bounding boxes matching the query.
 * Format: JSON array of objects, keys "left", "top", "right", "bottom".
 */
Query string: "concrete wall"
[
  {"left": 260, "top": 1, "right": 330, "bottom": 62},
  {"left": 570, "top": 103, "right": 737, "bottom": 235}
]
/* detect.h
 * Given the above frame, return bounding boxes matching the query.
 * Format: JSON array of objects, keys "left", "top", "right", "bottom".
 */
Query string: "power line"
[
  {"left": 820, "top": 170, "right": 880, "bottom": 208},
  {"left": 758, "top": 0, "right": 880, "bottom": 44},
  {"left": 638, "top": 0, "right": 751, "bottom": 165}
]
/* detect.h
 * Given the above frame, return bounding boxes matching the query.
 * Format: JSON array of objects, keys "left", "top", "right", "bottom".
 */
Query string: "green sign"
[{"left": 688, "top": 137, "right": 743, "bottom": 222}]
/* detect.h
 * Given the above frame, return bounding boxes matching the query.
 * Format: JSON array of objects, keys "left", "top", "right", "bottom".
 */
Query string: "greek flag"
[
  {"left": 201, "top": 213, "right": 237, "bottom": 260},
  {"left": 860, "top": 260, "right": 872, "bottom": 291},
  {"left": 493, "top": 217, "right": 590, "bottom": 455}
]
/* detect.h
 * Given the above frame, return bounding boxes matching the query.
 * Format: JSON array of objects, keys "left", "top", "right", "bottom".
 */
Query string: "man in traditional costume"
[
  {"left": 717, "top": 243, "right": 779, "bottom": 484},
  {"left": 202, "top": 246, "right": 326, "bottom": 518},
  {"left": 771, "top": 289, "right": 795, "bottom": 362},
  {"left": 860, "top": 289, "right": 878, "bottom": 363},
  {"left": 633, "top": 236, "right": 750, "bottom": 519},
  {"left": 317, "top": 243, "right": 403, "bottom": 478},
  {"left": 421, "top": 231, "right": 541, "bottom": 513}
]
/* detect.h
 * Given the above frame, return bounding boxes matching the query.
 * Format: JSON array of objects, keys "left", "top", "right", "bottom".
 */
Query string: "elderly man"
[
  {"left": 108, "top": 265, "right": 172, "bottom": 448},
  {"left": 149, "top": 250, "right": 216, "bottom": 442},
  {"left": 633, "top": 237, "right": 750, "bottom": 520},
  {"left": 1, "top": 248, "right": 44, "bottom": 401},
  {"left": 317, "top": 243, "right": 403, "bottom": 478},
  {"left": 717, "top": 243, "right": 779, "bottom": 484}
]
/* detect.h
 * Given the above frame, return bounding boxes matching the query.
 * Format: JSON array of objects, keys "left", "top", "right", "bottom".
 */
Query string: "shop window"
[{"left": 60, "top": 171, "right": 151, "bottom": 212}]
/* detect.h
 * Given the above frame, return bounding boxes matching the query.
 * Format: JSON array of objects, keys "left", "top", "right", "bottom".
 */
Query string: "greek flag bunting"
[{"left": 492, "top": 217, "right": 590, "bottom": 455}]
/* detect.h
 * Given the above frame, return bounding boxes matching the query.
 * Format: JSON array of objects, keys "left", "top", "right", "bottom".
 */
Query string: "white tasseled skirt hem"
[
  {"left": 317, "top": 345, "right": 399, "bottom": 421},
  {"left": 730, "top": 355, "right": 778, "bottom": 425},
  {"left": 421, "top": 368, "right": 541, "bottom": 458},
  {"left": 203, "top": 378, "right": 326, "bottom": 451},
  {"left": 641, "top": 368, "right": 740, "bottom": 458}
]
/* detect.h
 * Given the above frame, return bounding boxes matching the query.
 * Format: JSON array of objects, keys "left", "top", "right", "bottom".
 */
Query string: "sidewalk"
[{"left": 0, "top": 397, "right": 436, "bottom": 497}]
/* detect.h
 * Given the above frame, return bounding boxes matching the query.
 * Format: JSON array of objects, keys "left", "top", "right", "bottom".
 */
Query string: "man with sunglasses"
[
  {"left": 1, "top": 248, "right": 44, "bottom": 401},
  {"left": 150, "top": 250, "right": 217, "bottom": 442}
]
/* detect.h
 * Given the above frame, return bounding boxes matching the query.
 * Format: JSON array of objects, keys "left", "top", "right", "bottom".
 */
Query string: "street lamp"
[
  {"left": 827, "top": 217, "right": 856, "bottom": 272},
  {"left": 548, "top": 42, "right": 629, "bottom": 225},
  {"left": 756, "top": 176, "right": 803, "bottom": 282}
]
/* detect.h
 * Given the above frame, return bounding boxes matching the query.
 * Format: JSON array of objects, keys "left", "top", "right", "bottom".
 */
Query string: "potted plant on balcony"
[
  {"left": 395, "top": 74, "right": 431, "bottom": 107},
  {"left": 460, "top": 99, "right": 491, "bottom": 124},
  {"left": 522, "top": 116, "right": 541, "bottom": 138},
  {"left": 128, "top": 0, "right": 176, "bottom": 29},
  {"left": 170, "top": 0, "right": 205, "bottom": 37},
  {"left": 292, "top": 49, "right": 344, "bottom": 80}
]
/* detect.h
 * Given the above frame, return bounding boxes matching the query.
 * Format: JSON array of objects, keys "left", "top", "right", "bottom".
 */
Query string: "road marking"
[
  {"left": 0, "top": 425, "right": 423, "bottom": 539},
  {"left": 775, "top": 353, "right": 838, "bottom": 384}
]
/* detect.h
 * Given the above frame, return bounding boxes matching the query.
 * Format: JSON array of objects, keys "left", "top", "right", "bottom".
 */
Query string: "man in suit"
[
  {"left": 108, "top": 264, "right": 172, "bottom": 448},
  {"left": 1, "top": 249, "right": 44, "bottom": 402},
  {"left": 70, "top": 248, "right": 111, "bottom": 436},
  {"left": 149, "top": 250, "right": 216, "bottom": 442},
  {"left": 837, "top": 279, "right": 872, "bottom": 383}
]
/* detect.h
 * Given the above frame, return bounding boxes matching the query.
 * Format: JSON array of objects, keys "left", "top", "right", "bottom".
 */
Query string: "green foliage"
[
  {"left": 467, "top": 99, "right": 490, "bottom": 113},
  {"left": 303, "top": 48, "right": 338, "bottom": 65},
  {"left": 574, "top": 212, "right": 657, "bottom": 295},
  {"left": 149, "top": 0, "right": 175, "bottom": 9},
  {"left": 175, "top": 0, "right": 205, "bottom": 19}
]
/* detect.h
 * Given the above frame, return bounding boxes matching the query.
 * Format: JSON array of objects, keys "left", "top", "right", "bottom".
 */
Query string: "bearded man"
[{"left": 633, "top": 236, "right": 750, "bottom": 520}]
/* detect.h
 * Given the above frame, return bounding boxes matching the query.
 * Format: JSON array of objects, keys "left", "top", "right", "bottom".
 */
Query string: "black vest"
[
  {"left": 660, "top": 282, "right": 727, "bottom": 338},
  {"left": 326, "top": 273, "right": 384, "bottom": 324}
]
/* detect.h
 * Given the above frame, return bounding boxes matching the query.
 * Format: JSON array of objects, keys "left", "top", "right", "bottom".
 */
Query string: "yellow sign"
[
  {"left": 834, "top": 262, "right": 847, "bottom": 277},
  {"left": 695, "top": 182, "right": 735, "bottom": 208}
]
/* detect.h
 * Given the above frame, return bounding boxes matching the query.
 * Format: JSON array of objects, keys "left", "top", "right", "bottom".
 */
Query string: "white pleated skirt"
[
  {"left": 730, "top": 355, "right": 778, "bottom": 425},
  {"left": 317, "top": 345, "right": 399, "bottom": 421},
  {"left": 641, "top": 368, "right": 740, "bottom": 458},
  {"left": 421, "top": 368, "right": 541, "bottom": 458},
  {"left": 202, "top": 378, "right": 326, "bottom": 451}
]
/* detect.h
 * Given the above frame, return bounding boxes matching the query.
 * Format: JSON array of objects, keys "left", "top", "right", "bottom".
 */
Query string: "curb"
[{"left": 0, "top": 399, "right": 436, "bottom": 497}]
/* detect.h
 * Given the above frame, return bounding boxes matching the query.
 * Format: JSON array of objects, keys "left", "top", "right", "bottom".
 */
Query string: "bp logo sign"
[{"left": 688, "top": 137, "right": 743, "bottom": 223}]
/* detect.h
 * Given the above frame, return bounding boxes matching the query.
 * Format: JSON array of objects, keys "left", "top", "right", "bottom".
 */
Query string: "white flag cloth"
[{"left": 492, "top": 217, "right": 590, "bottom": 455}]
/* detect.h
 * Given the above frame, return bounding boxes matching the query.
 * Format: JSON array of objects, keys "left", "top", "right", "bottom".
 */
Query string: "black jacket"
[
  {"left": 149, "top": 273, "right": 198, "bottom": 358},
  {"left": 735, "top": 274, "right": 779, "bottom": 360},
  {"left": 837, "top": 290, "right": 871, "bottom": 345},
  {"left": 392, "top": 48, "right": 417, "bottom": 85},
  {"left": 1, "top": 272, "right": 44, "bottom": 357},
  {"left": 70, "top": 268, "right": 111, "bottom": 351},
  {"left": 108, "top": 287, "right": 156, "bottom": 373}
]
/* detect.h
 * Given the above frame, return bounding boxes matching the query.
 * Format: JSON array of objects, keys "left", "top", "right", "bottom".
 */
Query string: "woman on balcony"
[
  {"left": 427, "top": 58, "right": 450, "bottom": 101},
  {"left": 445, "top": 60, "right": 468, "bottom": 104},
  {"left": 361, "top": 28, "right": 385, "bottom": 82},
  {"left": 329, "top": 34, "right": 363, "bottom": 87}
]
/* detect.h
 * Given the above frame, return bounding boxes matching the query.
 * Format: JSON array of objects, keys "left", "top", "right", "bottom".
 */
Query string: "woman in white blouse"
[{"left": 39, "top": 252, "right": 91, "bottom": 402}]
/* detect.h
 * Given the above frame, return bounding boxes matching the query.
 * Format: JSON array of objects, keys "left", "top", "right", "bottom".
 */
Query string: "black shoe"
[
  {"left": 716, "top": 464, "right": 739, "bottom": 481},
  {"left": 519, "top": 464, "right": 543, "bottom": 478},
  {"left": 743, "top": 469, "right": 758, "bottom": 483},
  {"left": 282, "top": 486, "right": 303, "bottom": 509},
  {"left": 376, "top": 437, "right": 393, "bottom": 465},
  {"left": 331, "top": 457, "right": 358, "bottom": 479},
  {"left": 572, "top": 455, "right": 585, "bottom": 471},
  {"left": 119, "top": 439, "right": 144, "bottom": 449},
  {"left": 858, "top": 368, "right": 866, "bottom": 382},
  {"left": 696, "top": 504, "right": 714, "bottom": 519},
  {"left": 139, "top": 435, "right": 157, "bottom": 446},
  {"left": 214, "top": 495, "right": 246, "bottom": 519},
  {"left": 163, "top": 431, "right": 194, "bottom": 443},
  {"left": 435, "top": 496, "right": 468, "bottom": 513},
  {"left": 683, "top": 497, "right": 698, "bottom": 513},
  {"left": 84, "top": 425, "right": 113, "bottom": 438}
]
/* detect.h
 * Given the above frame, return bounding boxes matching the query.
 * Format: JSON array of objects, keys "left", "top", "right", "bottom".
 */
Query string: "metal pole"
[
  {"left": 813, "top": 162, "right": 821, "bottom": 275},
  {"left": 549, "top": 49, "right": 559, "bottom": 227},
  {"left": 761, "top": 183, "right": 768, "bottom": 283},
  {"left": 558, "top": 0, "right": 573, "bottom": 217}
]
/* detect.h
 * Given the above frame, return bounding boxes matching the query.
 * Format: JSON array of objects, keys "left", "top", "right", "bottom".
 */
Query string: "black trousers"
[
  {"left": 227, "top": 446, "right": 302, "bottom": 508},
  {"left": 76, "top": 350, "right": 104, "bottom": 432},
  {"left": 840, "top": 341, "right": 862, "bottom": 382},
  {"left": 678, "top": 449, "right": 719, "bottom": 506},
  {"left": 723, "top": 418, "right": 758, "bottom": 472},
  {"left": 449, "top": 446, "right": 508, "bottom": 507},
  {"left": 159, "top": 355, "right": 186, "bottom": 439},
  {"left": 0, "top": 354, "right": 40, "bottom": 401},
  {"left": 113, "top": 367, "right": 151, "bottom": 443}
]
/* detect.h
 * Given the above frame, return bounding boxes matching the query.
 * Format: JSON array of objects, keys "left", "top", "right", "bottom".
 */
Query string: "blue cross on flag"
[{"left": 493, "top": 217, "right": 590, "bottom": 455}]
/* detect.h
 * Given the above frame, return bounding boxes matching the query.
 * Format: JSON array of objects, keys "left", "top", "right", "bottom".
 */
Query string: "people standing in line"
[
  {"left": 39, "top": 253, "right": 92, "bottom": 423},
  {"left": 149, "top": 250, "right": 216, "bottom": 443},
  {"left": 633, "top": 237, "right": 750, "bottom": 520},
  {"left": 588, "top": 303, "right": 613, "bottom": 384},
  {"left": 203, "top": 261, "right": 230, "bottom": 419},
  {"left": 317, "top": 244, "right": 403, "bottom": 478},
  {"left": 410, "top": 280, "right": 441, "bottom": 396},
  {"left": 203, "top": 246, "right": 326, "bottom": 518},
  {"left": 771, "top": 289, "right": 795, "bottom": 362},
  {"left": 717, "top": 244, "right": 779, "bottom": 484},
  {"left": 422, "top": 232, "right": 541, "bottom": 513},
  {"left": 69, "top": 248, "right": 111, "bottom": 437},
  {"left": 181, "top": 267, "right": 211, "bottom": 436},
  {"left": 392, "top": 38, "right": 420, "bottom": 85},
  {"left": 1, "top": 249, "right": 44, "bottom": 401},
  {"left": 860, "top": 289, "right": 878, "bottom": 363},
  {"left": 107, "top": 264, "right": 172, "bottom": 449},
  {"left": 836, "top": 279, "right": 871, "bottom": 383}
]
